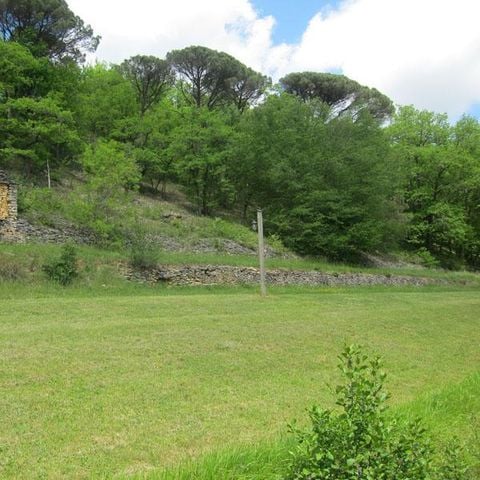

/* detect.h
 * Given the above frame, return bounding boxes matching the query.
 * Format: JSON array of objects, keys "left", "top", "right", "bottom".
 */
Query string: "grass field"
[
  {"left": 156, "top": 371, "right": 480, "bottom": 480},
  {"left": 1, "top": 283, "right": 479, "bottom": 478}
]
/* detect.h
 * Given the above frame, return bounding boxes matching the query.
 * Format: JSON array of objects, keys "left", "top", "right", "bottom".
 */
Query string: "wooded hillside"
[{"left": 2, "top": 0, "right": 480, "bottom": 269}]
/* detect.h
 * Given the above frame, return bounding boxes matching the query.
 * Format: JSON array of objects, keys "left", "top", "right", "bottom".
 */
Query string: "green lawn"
[{"left": 1, "top": 285, "right": 479, "bottom": 478}]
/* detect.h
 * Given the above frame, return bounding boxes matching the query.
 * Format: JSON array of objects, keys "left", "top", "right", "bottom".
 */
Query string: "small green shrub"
[
  {"left": 42, "top": 244, "right": 79, "bottom": 286},
  {"left": 126, "top": 227, "right": 159, "bottom": 269},
  {"left": 0, "top": 256, "right": 27, "bottom": 281},
  {"left": 268, "top": 233, "right": 288, "bottom": 255},
  {"left": 286, "top": 345, "right": 470, "bottom": 480},
  {"left": 19, "top": 187, "right": 63, "bottom": 226},
  {"left": 436, "top": 441, "right": 469, "bottom": 480},
  {"left": 417, "top": 247, "right": 440, "bottom": 268}
]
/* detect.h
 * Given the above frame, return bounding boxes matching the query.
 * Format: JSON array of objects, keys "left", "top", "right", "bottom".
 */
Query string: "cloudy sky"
[{"left": 67, "top": 0, "right": 480, "bottom": 119}]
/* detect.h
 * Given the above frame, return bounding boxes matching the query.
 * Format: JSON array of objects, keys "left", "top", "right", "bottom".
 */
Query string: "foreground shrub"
[
  {"left": 286, "top": 345, "right": 470, "bottom": 480},
  {"left": 126, "top": 226, "right": 159, "bottom": 269},
  {"left": 0, "top": 256, "right": 27, "bottom": 281},
  {"left": 42, "top": 244, "right": 78, "bottom": 285}
]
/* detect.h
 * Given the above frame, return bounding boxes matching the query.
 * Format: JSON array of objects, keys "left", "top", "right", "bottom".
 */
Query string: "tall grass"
[{"left": 138, "top": 372, "right": 480, "bottom": 480}]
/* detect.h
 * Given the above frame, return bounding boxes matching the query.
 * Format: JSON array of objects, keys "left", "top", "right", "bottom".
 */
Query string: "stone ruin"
[{"left": 0, "top": 170, "right": 22, "bottom": 242}]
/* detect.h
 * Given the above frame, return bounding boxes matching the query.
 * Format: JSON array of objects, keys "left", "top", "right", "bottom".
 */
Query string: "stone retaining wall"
[
  {"left": 0, "top": 171, "right": 22, "bottom": 242},
  {"left": 13, "top": 219, "right": 95, "bottom": 245},
  {"left": 125, "top": 264, "right": 443, "bottom": 287}
]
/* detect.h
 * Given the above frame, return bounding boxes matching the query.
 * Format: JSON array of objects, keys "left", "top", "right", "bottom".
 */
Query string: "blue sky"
[
  {"left": 252, "top": 0, "right": 340, "bottom": 44},
  {"left": 468, "top": 104, "right": 480, "bottom": 119}
]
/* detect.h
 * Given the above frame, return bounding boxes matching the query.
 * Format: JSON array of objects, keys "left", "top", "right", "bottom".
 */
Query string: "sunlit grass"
[{"left": 0, "top": 285, "right": 479, "bottom": 478}]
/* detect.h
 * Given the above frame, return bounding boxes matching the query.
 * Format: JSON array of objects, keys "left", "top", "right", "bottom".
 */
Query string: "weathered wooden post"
[{"left": 257, "top": 208, "right": 267, "bottom": 296}]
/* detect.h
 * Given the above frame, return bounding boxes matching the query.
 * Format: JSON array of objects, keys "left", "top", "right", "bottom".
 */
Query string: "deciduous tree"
[
  {"left": 0, "top": 96, "right": 82, "bottom": 185},
  {"left": 74, "top": 64, "right": 137, "bottom": 140},
  {"left": 169, "top": 107, "right": 235, "bottom": 214}
]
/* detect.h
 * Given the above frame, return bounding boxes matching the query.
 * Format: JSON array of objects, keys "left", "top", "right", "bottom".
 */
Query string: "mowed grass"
[{"left": 0, "top": 286, "right": 479, "bottom": 478}]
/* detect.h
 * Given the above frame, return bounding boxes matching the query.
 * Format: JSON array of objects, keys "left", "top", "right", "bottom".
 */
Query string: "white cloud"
[
  {"left": 67, "top": 0, "right": 480, "bottom": 118},
  {"left": 283, "top": 0, "right": 480, "bottom": 118},
  {"left": 67, "top": 0, "right": 275, "bottom": 72}
]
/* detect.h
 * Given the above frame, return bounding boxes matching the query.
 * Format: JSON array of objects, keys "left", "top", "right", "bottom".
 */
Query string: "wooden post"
[
  {"left": 46, "top": 158, "right": 51, "bottom": 189},
  {"left": 257, "top": 208, "right": 267, "bottom": 296}
]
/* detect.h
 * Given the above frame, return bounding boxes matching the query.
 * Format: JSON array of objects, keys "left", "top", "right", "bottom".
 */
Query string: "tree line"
[{"left": 1, "top": 0, "right": 480, "bottom": 269}]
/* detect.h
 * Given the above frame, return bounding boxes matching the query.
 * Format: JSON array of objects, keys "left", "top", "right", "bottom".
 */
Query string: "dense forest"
[{"left": 1, "top": 0, "right": 480, "bottom": 269}]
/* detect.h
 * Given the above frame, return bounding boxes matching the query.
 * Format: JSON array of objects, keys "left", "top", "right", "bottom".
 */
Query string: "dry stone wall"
[
  {"left": 0, "top": 183, "right": 9, "bottom": 219},
  {"left": 14, "top": 219, "right": 96, "bottom": 245},
  {"left": 0, "top": 171, "right": 95, "bottom": 245},
  {"left": 125, "top": 264, "right": 445, "bottom": 287},
  {"left": 0, "top": 171, "right": 22, "bottom": 242}
]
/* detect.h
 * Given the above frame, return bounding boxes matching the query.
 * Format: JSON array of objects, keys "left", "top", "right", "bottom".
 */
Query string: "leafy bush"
[
  {"left": 286, "top": 345, "right": 470, "bottom": 480},
  {"left": 19, "top": 187, "right": 64, "bottom": 226},
  {"left": 42, "top": 244, "right": 79, "bottom": 285},
  {"left": 416, "top": 247, "right": 441, "bottom": 268},
  {"left": 0, "top": 256, "right": 27, "bottom": 281},
  {"left": 126, "top": 226, "right": 159, "bottom": 269}
]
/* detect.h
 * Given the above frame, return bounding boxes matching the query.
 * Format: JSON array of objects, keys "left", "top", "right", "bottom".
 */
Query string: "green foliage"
[
  {"left": 113, "top": 99, "right": 181, "bottom": 195},
  {"left": 2, "top": 34, "right": 480, "bottom": 271},
  {"left": 69, "top": 140, "right": 140, "bottom": 243},
  {"left": 0, "top": 96, "right": 82, "bottom": 181},
  {"left": 18, "top": 141, "right": 141, "bottom": 246},
  {"left": 167, "top": 45, "right": 268, "bottom": 111},
  {"left": 167, "top": 45, "right": 239, "bottom": 109},
  {"left": 286, "top": 345, "right": 470, "bottom": 480},
  {"left": 0, "top": 255, "right": 27, "bottom": 282},
  {"left": 0, "top": 41, "right": 81, "bottom": 106},
  {"left": 0, "top": 0, "right": 100, "bottom": 62},
  {"left": 81, "top": 139, "right": 140, "bottom": 192},
  {"left": 231, "top": 94, "right": 401, "bottom": 259},
  {"left": 126, "top": 224, "right": 160, "bottom": 270},
  {"left": 18, "top": 186, "right": 63, "bottom": 226},
  {"left": 228, "top": 64, "right": 271, "bottom": 113},
  {"left": 73, "top": 64, "right": 137, "bottom": 140},
  {"left": 119, "top": 55, "right": 174, "bottom": 116},
  {"left": 0, "top": 41, "right": 42, "bottom": 99},
  {"left": 170, "top": 107, "right": 235, "bottom": 214},
  {"left": 388, "top": 106, "right": 480, "bottom": 269},
  {"left": 42, "top": 244, "right": 78, "bottom": 285},
  {"left": 415, "top": 247, "right": 440, "bottom": 268},
  {"left": 436, "top": 442, "right": 470, "bottom": 480},
  {"left": 280, "top": 71, "right": 394, "bottom": 122}
]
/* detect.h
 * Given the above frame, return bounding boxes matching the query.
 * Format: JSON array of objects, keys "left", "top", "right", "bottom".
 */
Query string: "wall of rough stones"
[
  {"left": 0, "top": 171, "right": 22, "bottom": 242},
  {"left": 14, "top": 219, "right": 96, "bottom": 245},
  {"left": 124, "top": 264, "right": 444, "bottom": 287},
  {"left": 0, "top": 170, "right": 96, "bottom": 245},
  {"left": 0, "top": 184, "right": 9, "bottom": 220}
]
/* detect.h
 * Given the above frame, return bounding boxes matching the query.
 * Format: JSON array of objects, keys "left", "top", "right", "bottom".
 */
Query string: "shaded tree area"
[
  {"left": 387, "top": 106, "right": 480, "bottom": 268},
  {"left": 1, "top": 0, "right": 480, "bottom": 268},
  {"left": 119, "top": 55, "right": 174, "bottom": 116},
  {"left": 229, "top": 94, "right": 401, "bottom": 260},
  {"left": 167, "top": 45, "right": 270, "bottom": 111},
  {"left": 280, "top": 71, "right": 394, "bottom": 122},
  {"left": 0, "top": 0, "right": 99, "bottom": 62}
]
